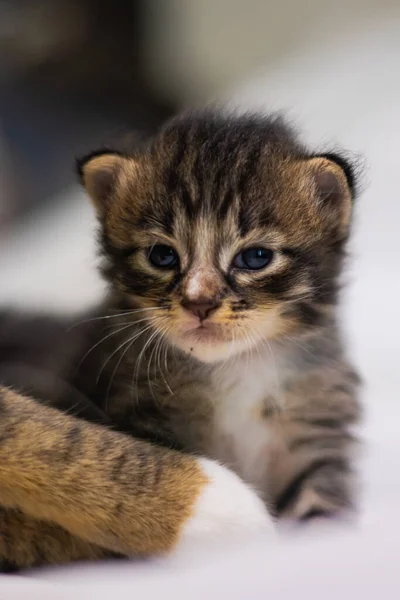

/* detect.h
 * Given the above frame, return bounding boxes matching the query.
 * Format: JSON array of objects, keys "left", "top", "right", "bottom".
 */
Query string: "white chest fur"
[{"left": 209, "top": 350, "right": 285, "bottom": 497}]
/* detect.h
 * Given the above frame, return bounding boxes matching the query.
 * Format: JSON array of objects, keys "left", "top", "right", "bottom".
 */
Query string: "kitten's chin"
[
  {"left": 169, "top": 314, "right": 286, "bottom": 363},
  {"left": 171, "top": 333, "right": 250, "bottom": 364}
]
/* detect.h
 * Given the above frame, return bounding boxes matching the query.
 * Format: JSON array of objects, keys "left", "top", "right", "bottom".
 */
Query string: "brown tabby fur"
[{"left": 0, "top": 109, "right": 361, "bottom": 570}]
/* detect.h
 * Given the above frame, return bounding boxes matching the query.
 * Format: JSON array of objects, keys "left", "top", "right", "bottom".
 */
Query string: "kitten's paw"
[
  {"left": 280, "top": 483, "right": 355, "bottom": 524},
  {"left": 176, "top": 458, "right": 274, "bottom": 552}
]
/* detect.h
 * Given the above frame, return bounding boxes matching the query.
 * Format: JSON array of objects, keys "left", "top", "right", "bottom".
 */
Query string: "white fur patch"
[
  {"left": 210, "top": 348, "right": 285, "bottom": 496},
  {"left": 176, "top": 458, "right": 274, "bottom": 554},
  {"left": 186, "top": 271, "right": 203, "bottom": 298}
]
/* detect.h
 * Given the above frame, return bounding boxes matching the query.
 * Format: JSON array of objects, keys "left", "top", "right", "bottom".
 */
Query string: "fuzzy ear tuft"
[
  {"left": 76, "top": 150, "right": 125, "bottom": 216},
  {"left": 317, "top": 152, "right": 357, "bottom": 196},
  {"left": 308, "top": 155, "right": 355, "bottom": 230}
]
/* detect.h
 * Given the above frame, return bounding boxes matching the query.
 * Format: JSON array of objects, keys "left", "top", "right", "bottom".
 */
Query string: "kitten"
[{"left": 0, "top": 109, "right": 360, "bottom": 570}]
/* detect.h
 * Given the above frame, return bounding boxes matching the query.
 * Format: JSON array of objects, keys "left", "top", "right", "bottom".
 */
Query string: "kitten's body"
[
  {"left": 0, "top": 110, "right": 360, "bottom": 569},
  {"left": 70, "top": 301, "right": 358, "bottom": 516}
]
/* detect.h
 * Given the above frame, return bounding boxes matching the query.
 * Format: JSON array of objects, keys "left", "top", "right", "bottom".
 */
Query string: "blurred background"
[
  {"left": 0, "top": 0, "right": 397, "bottom": 225},
  {"left": 1, "top": 0, "right": 400, "bottom": 589}
]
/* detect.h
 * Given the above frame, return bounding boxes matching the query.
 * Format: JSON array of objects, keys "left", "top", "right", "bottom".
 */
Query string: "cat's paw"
[{"left": 175, "top": 458, "right": 274, "bottom": 552}]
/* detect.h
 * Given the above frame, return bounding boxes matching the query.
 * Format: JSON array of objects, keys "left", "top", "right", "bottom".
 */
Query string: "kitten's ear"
[
  {"left": 76, "top": 150, "right": 126, "bottom": 217},
  {"left": 308, "top": 153, "right": 356, "bottom": 230}
]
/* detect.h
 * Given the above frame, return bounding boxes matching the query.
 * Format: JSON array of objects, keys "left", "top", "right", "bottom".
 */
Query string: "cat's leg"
[
  {"left": 265, "top": 364, "right": 360, "bottom": 521},
  {"left": 0, "top": 386, "right": 273, "bottom": 568},
  {"left": 0, "top": 508, "right": 114, "bottom": 571}
]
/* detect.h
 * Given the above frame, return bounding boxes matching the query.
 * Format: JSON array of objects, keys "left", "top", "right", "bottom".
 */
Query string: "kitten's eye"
[
  {"left": 233, "top": 247, "right": 273, "bottom": 270},
  {"left": 148, "top": 245, "right": 179, "bottom": 268}
]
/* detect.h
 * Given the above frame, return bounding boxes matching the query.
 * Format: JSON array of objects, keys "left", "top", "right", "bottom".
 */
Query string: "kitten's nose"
[{"left": 182, "top": 299, "right": 220, "bottom": 321}]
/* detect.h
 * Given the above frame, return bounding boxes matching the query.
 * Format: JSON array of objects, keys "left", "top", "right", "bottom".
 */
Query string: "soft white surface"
[{"left": 1, "top": 12, "right": 400, "bottom": 599}]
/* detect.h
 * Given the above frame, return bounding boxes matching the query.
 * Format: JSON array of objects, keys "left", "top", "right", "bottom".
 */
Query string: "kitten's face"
[{"left": 80, "top": 113, "right": 354, "bottom": 363}]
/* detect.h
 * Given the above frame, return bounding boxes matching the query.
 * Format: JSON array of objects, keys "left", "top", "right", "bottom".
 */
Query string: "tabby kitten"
[{"left": 0, "top": 110, "right": 360, "bottom": 570}]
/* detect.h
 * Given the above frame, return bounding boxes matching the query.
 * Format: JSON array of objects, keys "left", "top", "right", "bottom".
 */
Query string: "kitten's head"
[{"left": 78, "top": 111, "right": 357, "bottom": 363}]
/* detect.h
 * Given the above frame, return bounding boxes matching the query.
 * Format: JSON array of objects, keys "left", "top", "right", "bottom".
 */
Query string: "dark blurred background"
[
  {"left": 0, "top": 0, "right": 178, "bottom": 223},
  {"left": 2, "top": 0, "right": 397, "bottom": 225}
]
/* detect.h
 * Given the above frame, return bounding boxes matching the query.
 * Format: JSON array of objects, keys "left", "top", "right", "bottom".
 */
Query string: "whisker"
[
  {"left": 222, "top": 322, "right": 237, "bottom": 373},
  {"left": 105, "top": 339, "right": 136, "bottom": 412},
  {"left": 252, "top": 330, "right": 263, "bottom": 365},
  {"left": 280, "top": 333, "right": 315, "bottom": 357},
  {"left": 155, "top": 323, "right": 174, "bottom": 396},
  {"left": 153, "top": 332, "right": 164, "bottom": 396},
  {"left": 134, "top": 326, "right": 164, "bottom": 404},
  {"left": 69, "top": 306, "right": 165, "bottom": 330},
  {"left": 96, "top": 319, "right": 159, "bottom": 384},
  {"left": 147, "top": 329, "right": 163, "bottom": 400},
  {"left": 106, "top": 319, "right": 167, "bottom": 411},
  {"left": 75, "top": 322, "right": 137, "bottom": 372},
  {"left": 104, "top": 325, "right": 154, "bottom": 411},
  {"left": 131, "top": 317, "right": 168, "bottom": 404},
  {"left": 100, "top": 314, "right": 163, "bottom": 332}
]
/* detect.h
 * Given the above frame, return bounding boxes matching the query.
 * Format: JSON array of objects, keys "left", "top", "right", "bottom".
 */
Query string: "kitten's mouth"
[
  {"left": 172, "top": 319, "right": 248, "bottom": 362},
  {"left": 182, "top": 321, "right": 221, "bottom": 342}
]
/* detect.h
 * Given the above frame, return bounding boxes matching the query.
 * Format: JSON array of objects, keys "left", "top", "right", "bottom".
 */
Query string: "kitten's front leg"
[{"left": 266, "top": 364, "right": 361, "bottom": 522}]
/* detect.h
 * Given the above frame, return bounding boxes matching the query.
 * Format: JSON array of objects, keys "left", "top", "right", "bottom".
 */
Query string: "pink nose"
[{"left": 182, "top": 300, "right": 219, "bottom": 321}]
